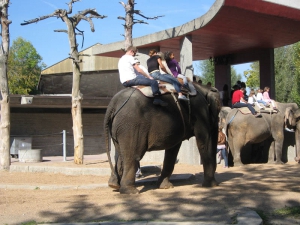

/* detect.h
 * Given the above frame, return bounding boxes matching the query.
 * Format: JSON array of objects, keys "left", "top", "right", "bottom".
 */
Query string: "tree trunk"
[
  {"left": 64, "top": 19, "right": 84, "bottom": 164},
  {"left": 124, "top": 0, "right": 134, "bottom": 50},
  {"left": 0, "top": 0, "right": 11, "bottom": 170}
]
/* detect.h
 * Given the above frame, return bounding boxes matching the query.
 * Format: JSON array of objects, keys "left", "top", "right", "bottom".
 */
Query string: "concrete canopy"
[{"left": 93, "top": 0, "right": 300, "bottom": 61}]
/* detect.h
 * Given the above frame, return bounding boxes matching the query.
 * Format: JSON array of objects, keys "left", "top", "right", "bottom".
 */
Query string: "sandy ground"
[{"left": 0, "top": 158, "right": 300, "bottom": 225}]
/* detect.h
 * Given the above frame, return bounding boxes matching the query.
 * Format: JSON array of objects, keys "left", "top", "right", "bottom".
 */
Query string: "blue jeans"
[
  {"left": 257, "top": 100, "right": 268, "bottom": 106},
  {"left": 232, "top": 102, "right": 256, "bottom": 115},
  {"left": 217, "top": 148, "right": 228, "bottom": 167},
  {"left": 150, "top": 71, "right": 182, "bottom": 93},
  {"left": 123, "top": 75, "right": 161, "bottom": 95}
]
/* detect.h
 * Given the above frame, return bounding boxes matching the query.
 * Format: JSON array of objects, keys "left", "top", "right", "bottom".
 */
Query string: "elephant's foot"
[
  {"left": 119, "top": 186, "right": 139, "bottom": 194},
  {"left": 108, "top": 174, "right": 120, "bottom": 190},
  {"left": 202, "top": 178, "right": 219, "bottom": 187},
  {"left": 267, "top": 160, "right": 284, "bottom": 165},
  {"left": 233, "top": 161, "right": 244, "bottom": 167},
  {"left": 157, "top": 177, "right": 174, "bottom": 189}
]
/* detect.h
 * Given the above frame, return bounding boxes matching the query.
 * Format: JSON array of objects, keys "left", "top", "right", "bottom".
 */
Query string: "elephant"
[
  {"left": 104, "top": 83, "right": 221, "bottom": 194},
  {"left": 219, "top": 102, "right": 300, "bottom": 166}
]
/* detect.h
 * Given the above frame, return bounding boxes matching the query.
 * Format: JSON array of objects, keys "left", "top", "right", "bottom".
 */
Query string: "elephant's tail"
[{"left": 104, "top": 107, "right": 115, "bottom": 174}]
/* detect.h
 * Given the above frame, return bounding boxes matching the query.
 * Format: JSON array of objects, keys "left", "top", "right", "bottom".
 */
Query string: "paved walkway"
[{"left": 3, "top": 154, "right": 265, "bottom": 225}]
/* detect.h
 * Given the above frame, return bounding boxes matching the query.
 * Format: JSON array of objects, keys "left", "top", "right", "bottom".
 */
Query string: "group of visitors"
[{"left": 118, "top": 46, "right": 190, "bottom": 110}]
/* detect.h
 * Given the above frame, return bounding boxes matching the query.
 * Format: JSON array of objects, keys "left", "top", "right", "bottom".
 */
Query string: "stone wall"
[{"left": 10, "top": 108, "right": 106, "bottom": 157}]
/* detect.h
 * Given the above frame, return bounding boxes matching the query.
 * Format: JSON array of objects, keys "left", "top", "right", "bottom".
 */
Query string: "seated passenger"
[
  {"left": 232, "top": 87, "right": 261, "bottom": 118},
  {"left": 147, "top": 49, "right": 188, "bottom": 101},
  {"left": 248, "top": 89, "right": 264, "bottom": 110},
  {"left": 256, "top": 89, "right": 269, "bottom": 107},
  {"left": 164, "top": 51, "right": 189, "bottom": 89},
  {"left": 263, "top": 86, "right": 277, "bottom": 110}
]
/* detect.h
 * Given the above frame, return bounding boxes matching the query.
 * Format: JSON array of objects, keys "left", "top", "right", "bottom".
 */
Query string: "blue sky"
[{"left": 8, "top": 0, "right": 249, "bottom": 78}]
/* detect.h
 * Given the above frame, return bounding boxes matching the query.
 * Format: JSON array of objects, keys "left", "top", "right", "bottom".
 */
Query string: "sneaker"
[
  {"left": 178, "top": 95, "right": 189, "bottom": 101},
  {"left": 223, "top": 166, "right": 229, "bottom": 169},
  {"left": 136, "top": 173, "right": 144, "bottom": 179},
  {"left": 285, "top": 127, "right": 295, "bottom": 132},
  {"left": 153, "top": 98, "right": 168, "bottom": 106},
  {"left": 183, "top": 83, "right": 191, "bottom": 92},
  {"left": 255, "top": 113, "right": 262, "bottom": 118}
]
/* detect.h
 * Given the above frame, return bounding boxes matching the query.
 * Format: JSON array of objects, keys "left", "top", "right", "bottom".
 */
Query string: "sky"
[{"left": 8, "top": 0, "right": 250, "bottom": 78}]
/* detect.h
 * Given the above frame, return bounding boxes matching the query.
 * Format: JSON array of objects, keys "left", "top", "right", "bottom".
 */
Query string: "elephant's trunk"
[{"left": 294, "top": 125, "right": 300, "bottom": 163}]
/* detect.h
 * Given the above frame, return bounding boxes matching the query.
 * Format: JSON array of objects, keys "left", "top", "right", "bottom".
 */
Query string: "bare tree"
[
  {"left": 118, "top": 0, "right": 163, "bottom": 50},
  {"left": 0, "top": 0, "right": 11, "bottom": 171},
  {"left": 21, "top": 0, "right": 106, "bottom": 164}
]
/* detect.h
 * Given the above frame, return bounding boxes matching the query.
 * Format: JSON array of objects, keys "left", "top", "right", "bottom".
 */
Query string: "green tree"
[
  {"left": 244, "top": 61, "right": 259, "bottom": 89},
  {"left": 196, "top": 60, "right": 215, "bottom": 85},
  {"left": 195, "top": 60, "right": 242, "bottom": 86},
  {"left": 230, "top": 66, "right": 242, "bottom": 86},
  {"left": 8, "top": 37, "right": 46, "bottom": 94},
  {"left": 292, "top": 42, "right": 300, "bottom": 106},
  {"left": 275, "top": 45, "right": 297, "bottom": 103}
]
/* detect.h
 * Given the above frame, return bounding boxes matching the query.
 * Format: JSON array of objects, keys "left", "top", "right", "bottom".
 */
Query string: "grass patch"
[
  {"left": 274, "top": 206, "right": 300, "bottom": 218},
  {"left": 21, "top": 221, "right": 37, "bottom": 225}
]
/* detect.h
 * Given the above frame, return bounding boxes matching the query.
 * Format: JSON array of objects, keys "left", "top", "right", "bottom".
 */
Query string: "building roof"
[
  {"left": 92, "top": 0, "right": 300, "bottom": 60},
  {"left": 41, "top": 43, "right": 119, "bottom": 75}
]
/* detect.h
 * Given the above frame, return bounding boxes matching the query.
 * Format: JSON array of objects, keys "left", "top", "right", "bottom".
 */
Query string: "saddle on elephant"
[
  {"left": 133, "top": 77, "right": 197, "bottom": 98},
  {"left": 237, "top": 103, "right": 279, "bottom": 115}
]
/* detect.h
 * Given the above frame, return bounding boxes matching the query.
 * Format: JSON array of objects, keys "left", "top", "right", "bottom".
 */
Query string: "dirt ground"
[{"left": 1, "top": 159, "right": 300, "bottom": 225}]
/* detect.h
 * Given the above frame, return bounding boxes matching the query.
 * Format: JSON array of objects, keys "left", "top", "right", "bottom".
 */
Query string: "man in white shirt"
[{"left": 118, "top": 46, "right": 167, "bottom": 106}]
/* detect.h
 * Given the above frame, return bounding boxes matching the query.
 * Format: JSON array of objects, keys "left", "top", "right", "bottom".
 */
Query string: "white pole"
[{"left": 63, "top": 130, "right": 67, "bottom": 161}]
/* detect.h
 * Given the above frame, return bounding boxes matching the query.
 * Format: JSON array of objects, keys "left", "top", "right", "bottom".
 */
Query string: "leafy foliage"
[
  {"left": 230, "top": 66, "right": 242, "bottom": 86},
  {"left": 195, "top": 60, "right": 242, "bottom": 86},
  {"left": 196, "top": 60, "right": 215, "bottom": 86},
  {"left": 8, "top": 37, "right": 46, "bottom": 94},
  {"left": 291, "top": 42, "right": 300, "bottom": 106},
  {"left": 244, "top": 61, "right": 259, "bottom": 89}
]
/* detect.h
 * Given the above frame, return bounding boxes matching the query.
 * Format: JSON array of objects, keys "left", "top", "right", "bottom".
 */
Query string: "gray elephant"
[
  {"left": 104, "top": 83, "right": 221, "bottom": 194},
  {"left": 219, "top": 103, "right": 300, "bottom": 166}
]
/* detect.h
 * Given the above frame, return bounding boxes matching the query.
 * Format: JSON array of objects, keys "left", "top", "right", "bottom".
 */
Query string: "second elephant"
[{"left": 220, "top": 103, "right": 300, "bottom": 166}]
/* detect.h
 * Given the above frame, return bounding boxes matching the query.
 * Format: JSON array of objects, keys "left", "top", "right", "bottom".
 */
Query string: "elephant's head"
[
  {"left": 285, "top": 107, "right": 300, "bottom": 163},
  {"left": 219, "top": 106, "right": 232, "bottom": 130}
]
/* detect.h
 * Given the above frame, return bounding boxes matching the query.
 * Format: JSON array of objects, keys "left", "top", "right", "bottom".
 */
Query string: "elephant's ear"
[{"left": 285, "top": 107, "right": 296, "bottom": 127}]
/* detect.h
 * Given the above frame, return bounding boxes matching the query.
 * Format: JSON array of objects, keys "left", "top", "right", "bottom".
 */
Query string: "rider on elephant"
[
  {"left": 118, "top": 46, "right": 167, "bottom": 107},
  {"left": 232, "top": 87, "right": 261, "bottom": 118}
]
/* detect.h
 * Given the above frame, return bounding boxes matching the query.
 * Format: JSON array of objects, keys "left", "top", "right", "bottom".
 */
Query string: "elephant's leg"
[
  {"left": 267, "top": 141, "right": 275, "bottom": 163},
  {"left": 198, "top": 138, "right": 218, "bottom": 187},
  {"left": 119, "top": 156, "right": 140, "bottom": 194},
  {"left": 274, "top": 141, "right": 284, "bottom": 164},
  {"left": 108, "top": 153, "right": 122, "bottom": 190},
  {"left": 232, "top": 141, "right": 244, "bottom": 167},
  {"left": 157, "top": 143, "right": 181, "bottom": 189}
]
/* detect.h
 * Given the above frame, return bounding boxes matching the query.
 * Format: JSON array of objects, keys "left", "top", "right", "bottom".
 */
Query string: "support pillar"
[
  {"left": 259, "top": 48, "right": 275, "bottom": 99},
  {"left": 180, "top": 36, "right": 193, "bottom": 80},
  {"left": 215, "top": 64, "right": 231, "bottom": 91}
]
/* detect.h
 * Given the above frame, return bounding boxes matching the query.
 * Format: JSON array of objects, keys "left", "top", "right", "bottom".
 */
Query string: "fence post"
[{"left": 63, "top": 130, "right": 67, "bottom": 161}]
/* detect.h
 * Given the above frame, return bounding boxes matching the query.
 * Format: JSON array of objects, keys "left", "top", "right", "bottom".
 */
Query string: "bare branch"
[
  {"left": 134, "top": 11, "right": 164, "bottom": 20},
  {"left": 21, "top": 10, "right": 64, "bottom": 26},
  {"left": 133, "top": 19, "right": 148, "bottom": 25},
  {"left": 54, "top": 29, "right": 68, "bottom": 33},
  {"left": 73, "top": 9, "right": 106, "bottom": 31},
  {"left": 117, "top": 16, "right": 125, "bottom": 21},
  {"left": 78, "top": 54, "right": 90, "bottom": 57},
  {"left": 66, "top": 0, "right": 80, "bottom": 14},
  {"left": 119, "top": 1, "right": 126, "bottom": 9}
]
